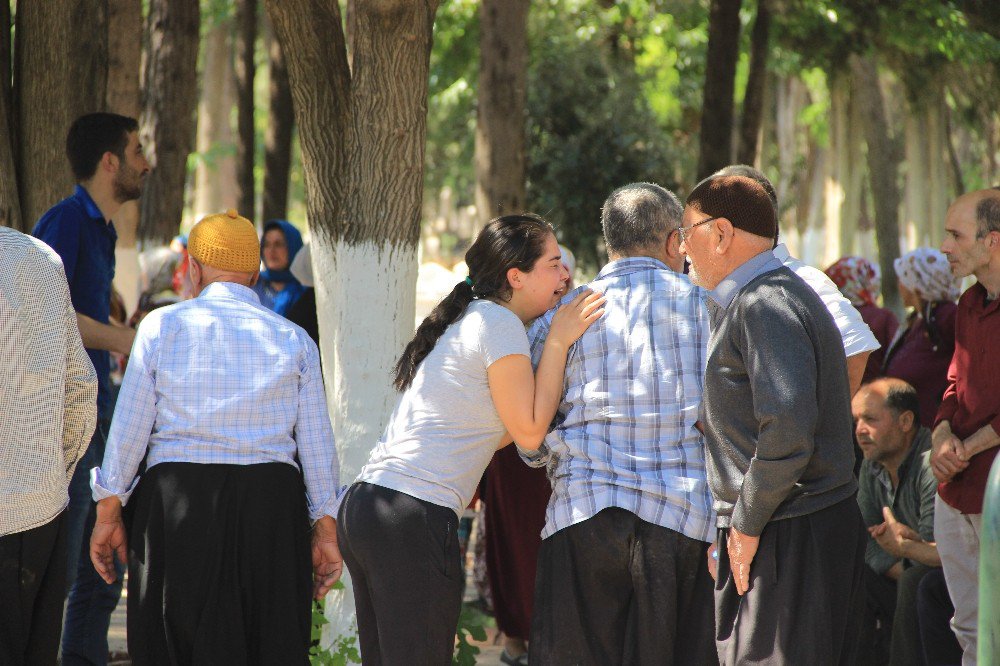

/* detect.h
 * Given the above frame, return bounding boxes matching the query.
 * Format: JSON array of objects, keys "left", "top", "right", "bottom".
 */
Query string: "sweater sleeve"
[{"left": 729, "top": 294, "right": 819, "bottom": 536}]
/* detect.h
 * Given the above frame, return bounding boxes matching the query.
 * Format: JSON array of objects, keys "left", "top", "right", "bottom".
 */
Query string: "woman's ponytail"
[{"left": 393, "top": 280, "right": 476, "bottom": 391}]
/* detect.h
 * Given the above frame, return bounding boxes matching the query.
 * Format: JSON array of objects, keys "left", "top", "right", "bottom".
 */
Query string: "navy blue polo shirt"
[{"left": 33, "top": 185, "right": 117, "bottom": 418}]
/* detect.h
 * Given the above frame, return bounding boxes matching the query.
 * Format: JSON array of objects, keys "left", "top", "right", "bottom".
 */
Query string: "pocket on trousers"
[{"left": 423, "top": 504, "right": 459, "bottom": 582}]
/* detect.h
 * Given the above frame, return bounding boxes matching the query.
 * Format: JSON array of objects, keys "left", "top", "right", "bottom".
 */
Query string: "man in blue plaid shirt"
[{"left": 523, "top": 183, "right": 717, "bottom": 665}]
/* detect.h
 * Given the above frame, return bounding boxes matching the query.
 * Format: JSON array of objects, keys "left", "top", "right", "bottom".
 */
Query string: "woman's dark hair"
[{"left": 393, "top": 213, "right": 554, "bottom": 391}]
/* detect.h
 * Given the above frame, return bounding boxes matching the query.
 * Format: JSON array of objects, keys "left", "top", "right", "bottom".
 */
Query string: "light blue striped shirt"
[
  {"left": 92, "top": 281, "right": 340, "bottom": 520},
  {"left": 524, "top": 257, "right": 715, "bottom": 542}
]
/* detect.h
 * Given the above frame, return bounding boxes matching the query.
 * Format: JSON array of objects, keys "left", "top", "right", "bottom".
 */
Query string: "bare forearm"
[
  {"left": 523, "top": 340, "right": 570, "bottom": 449},
  {"left": 964, "top": 424, "right": 1000, "bottom": 458},
  {"left": 901, "top": 540, "right": 941, "bottom": 568},
  {"left": 77, "top": 313, "right": 135, "bottom": 355},
  {"left": 846, "top": 351, "right": 870, "bottom": 397}
]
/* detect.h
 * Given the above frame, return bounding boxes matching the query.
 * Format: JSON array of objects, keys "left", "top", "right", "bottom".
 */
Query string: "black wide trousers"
[
  {"left": 126, "top": 462, "right": 313, "bottom": 666},
  {"left": 714, "top": 496, "right": 867, "bottom": 666}
]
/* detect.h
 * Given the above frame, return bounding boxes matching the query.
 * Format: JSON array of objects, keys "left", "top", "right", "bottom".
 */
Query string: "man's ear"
[
  {"left": 899, "top": 409, "right": 916, "bottom": 434},
  {"left": 714, "top": 218, "right": 735, "bottom": 255},
  {"left": 100, "top": 151, "right": 119, "bottom": 175},
  {"left": 249, "top": 269, "right": 260, "bottom": 287}
]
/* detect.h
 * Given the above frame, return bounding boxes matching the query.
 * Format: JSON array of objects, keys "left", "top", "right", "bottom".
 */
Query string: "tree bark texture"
[
  {"left": 474, "top": 0, "right": 529, "bottom": 230},
  {"left": 106, "top": 0, "right": 142, "bottom": 118},
  {"left": 0, "top": 0, "right": 19, "bottom": 230},
  {"left": 266, "top": 0, "right": 439, "bottom": 642},
  {"left": 1, "top": 0, "right": 12, "bottom": 125},
  {"left": 851, "top": 55, "right": 902, "bottom": 314},
  {"left": 13, "top": 0, "right": 108, "bottom": 229},
  {"left": 139, "top": 0, "right": 200, "bottom": 247},
  {"left": 193, "top": 18, "right": 238, "bottom": 219},
  {"left": 736, "top": 0, "right": 770, "bottom": 167},
  {"left": 235, "top": 0, "right": 257, "bottom": 220},
  {"left": 696, "top": 0, "right": 742, "bottom": 180},
  {"left": 262, "top": 16, "right": 294, "bottom": 222}
]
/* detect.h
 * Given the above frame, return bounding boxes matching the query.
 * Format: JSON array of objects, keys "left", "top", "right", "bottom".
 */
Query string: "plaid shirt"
[
  {"left": 524, "top": 257, "right": 714, "bottom": 542},
  {"left": 92, "top": 282, "right": 340, "bottom": 521}
]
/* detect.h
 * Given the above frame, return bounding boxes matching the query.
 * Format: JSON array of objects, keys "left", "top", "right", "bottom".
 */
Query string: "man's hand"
[
  {"left": 706, "top": 542, "right": 718, "bottom": 582},
  {"left": 930, "top": 421, "right": 968, "bottom": 483},
  {"left": 90, "top": 498, "right": 128, "bottom": 584},
  {"left": 727, "top": 527, "right": 760, "bottom": 596},
  {"left": 870, "top": 506, "right": 920, "bottom": 559},
  {"left": 311, "top": 516, "right": 344, "bottom": 600}
]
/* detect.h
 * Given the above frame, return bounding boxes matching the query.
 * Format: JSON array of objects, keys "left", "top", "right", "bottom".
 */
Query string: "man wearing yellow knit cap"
[{"left": 89, "top": 210, "right": 342, "bottom": 664}]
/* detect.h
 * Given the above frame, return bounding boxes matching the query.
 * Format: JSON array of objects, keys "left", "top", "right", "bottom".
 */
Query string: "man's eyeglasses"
[{"left": 677, "top": 216, "right": 720, "bottom": 244}]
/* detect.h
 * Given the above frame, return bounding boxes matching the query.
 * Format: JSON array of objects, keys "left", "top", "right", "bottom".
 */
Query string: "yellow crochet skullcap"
[{"left": 188, "top": 209, "right": 260, "bottom": 273}]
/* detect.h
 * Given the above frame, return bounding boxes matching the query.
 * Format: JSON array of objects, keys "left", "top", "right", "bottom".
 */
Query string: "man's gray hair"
[
  {"left": 976, "top": 192, "right": 1000, "bottom": 238},
  {"left": 601, "top": 182, "right": 683, "bottom": 256}
]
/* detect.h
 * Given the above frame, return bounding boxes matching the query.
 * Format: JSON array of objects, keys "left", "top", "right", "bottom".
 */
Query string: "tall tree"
[
  {"left": 474, "top": 0, "right": 529, "bottom": 229},
  {"left": 193, "top": 16, "right": 239, "bottom": 218},
  {"left": 139, "top": 0, "right": 200, "bottom": 246},
  {"left": 265, "top": 0, "right": 439, "bottom": 640},
  {"left": 13, "top": 1, "right": 108, "bottom": 229},
  {"left": 235, "top": 0, "right": 257, "bottom": 220},
  {"left": 696, "top": 0, "right": 742, "bottom": 180},
  {"left": 106, "top": 0, "right": 143, "bottom": 314},
  {"left": 736, "top": 0, "right": 770, "bottom": 166},
  {"left": 851, "top": 54, "right": 902, "bottom": 314},
  {"left": 0, "top": 0, "right": 20, "bottom": 230},
  {"left": 262, "top": 16, "right": 293, "bottom": 222}
]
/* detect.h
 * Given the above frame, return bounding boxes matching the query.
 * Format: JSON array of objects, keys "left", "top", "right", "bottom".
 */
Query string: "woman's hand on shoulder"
[{"left": 547, "top": 289, "right": 606, "bottom": 349}]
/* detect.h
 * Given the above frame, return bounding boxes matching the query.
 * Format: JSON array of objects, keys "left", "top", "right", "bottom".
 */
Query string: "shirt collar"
[
  {"left": 596, "top": 256, "right": 670, "bottom": 280},
  {"left": 969, "top": 281, "right": 1000, "bottom": 316},
  {"left": 708, "top": 250, "right": 782, "bottom": 309},
  {"left": 199, "top": 281, "right": 263, "bottom": 305},
  {"left": 772, "top": 242, "right": 790, "bottom": 263},
  {"left": 74, "top": 185, "right": 106, "bottom": 222}
]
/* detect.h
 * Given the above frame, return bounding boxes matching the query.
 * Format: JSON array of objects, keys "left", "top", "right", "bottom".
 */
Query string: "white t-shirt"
[
  {"left": 356, "top": 300, "right": 530, "bottom": 515},
  {"left": 773, "top": 243, "right": 880, "bottom": 357}
]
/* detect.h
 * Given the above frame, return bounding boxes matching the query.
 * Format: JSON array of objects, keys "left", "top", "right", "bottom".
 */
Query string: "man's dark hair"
[
  {"left": 883, "top": 381, "right": 921, "bottom": 426},
  {"left": 601, "top": 182, "right": 682, "bottom": 256},
  {"left": 975, "top": 193, "right": 1000, "bottom": 239},
  {"left": 66, "top": 113, "right": 140, "bottom": 181}
]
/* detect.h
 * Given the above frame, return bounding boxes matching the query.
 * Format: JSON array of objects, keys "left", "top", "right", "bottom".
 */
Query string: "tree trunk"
[
  {"left": 0, "top": 0, "right": 20, "bottom": 230},
  {"left": 474, "top": 0, "right": 529, "bottom": 230},
  {"left": 106, "top": 0, "right": 143, "bottom": 315},
  {"left": 696, "top": 0, "right": 742, "bottom": 180},
  {"left": 235, "top": 0, "right": 257, "bottom": 220},
  {"left": 193, "top": 18, "right": 239, "bottom": 219},
  {"left": 13, "top": 0, "right": 108, "bottom": 229},
  {"left": 139, "top": 0, "right": 200, "bottom": 247},
  {"left": 262, "top": 16, "right": 294, "bottom": 222},
  {"left": 266, "top": 0, "right": 439, "bottom": 645},
  {"left": 736, "top": 0, "right": 770, "bottom": 167},
  {"left": 850, "top": 54, "right": 902, "bottom": 314}
]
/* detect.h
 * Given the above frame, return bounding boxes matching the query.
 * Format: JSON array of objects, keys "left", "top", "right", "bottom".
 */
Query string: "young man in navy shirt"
[{"left": 32, "top": 112, "right": 149, "bottom": 665}]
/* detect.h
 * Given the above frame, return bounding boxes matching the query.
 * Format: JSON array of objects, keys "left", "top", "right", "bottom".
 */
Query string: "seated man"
[
  {"left": 89, "top": 210, "right": 342, "bottom": 664},
  {"left": 852, "top": 378, "right": 940, "bottom": 666}
]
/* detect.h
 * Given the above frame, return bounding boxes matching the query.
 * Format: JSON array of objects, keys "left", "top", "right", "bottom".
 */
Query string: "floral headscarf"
[
  {"left": 824, "top": 256, "right": 881, "bottom": 307},
  {"left": 893, "top": 248, "right": 961, "bottom": 304}
]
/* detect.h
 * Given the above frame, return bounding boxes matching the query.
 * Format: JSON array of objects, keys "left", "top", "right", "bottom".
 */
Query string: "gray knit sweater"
[{"left": 703, "top": 265, "right": 857, "bottom": 536}]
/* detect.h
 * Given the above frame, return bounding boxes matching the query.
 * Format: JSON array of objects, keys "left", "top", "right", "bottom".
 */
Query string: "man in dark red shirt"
[{"left": 931, "top": 187, "right": 1000, "bottom": 664}]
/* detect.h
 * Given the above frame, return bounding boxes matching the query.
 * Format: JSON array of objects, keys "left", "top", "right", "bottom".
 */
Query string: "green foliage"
[
  {"left": 309, "top": 583, "right": 361, "bottom": 666},
  {"left": 452, "top": 604, "right": 491, "bottom": 666},
  {"left": 526, "top": 0, "right": 684, "bottom": 272}
]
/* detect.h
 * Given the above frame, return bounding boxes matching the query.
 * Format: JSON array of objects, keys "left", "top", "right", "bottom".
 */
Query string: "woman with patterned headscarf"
[
  {"left": 825, "top": 256, "right": 900, "bottom": 385},
  {"left": 883, "top": 248, "right": 962, "bottom": 428}
]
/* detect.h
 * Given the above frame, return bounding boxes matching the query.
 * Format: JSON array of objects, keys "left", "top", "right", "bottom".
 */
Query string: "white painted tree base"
[{"left": 312, "top": 238, "right": 418, "bottom": 648}]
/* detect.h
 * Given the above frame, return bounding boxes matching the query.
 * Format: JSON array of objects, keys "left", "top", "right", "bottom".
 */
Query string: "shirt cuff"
[
  {"left": 516, "top": 443, "right": 549, "bottom": 468},
  {"left": 310, "top": 484, "right": 348, "bottom": 523},
  {"left": 90, "top": 467, "right": 140, "bottom": 505}
]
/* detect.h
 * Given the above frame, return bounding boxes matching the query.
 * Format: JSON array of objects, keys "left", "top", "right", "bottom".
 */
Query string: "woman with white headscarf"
[{"left": 883, "top": 248, "right": 962, "bottom": 428}]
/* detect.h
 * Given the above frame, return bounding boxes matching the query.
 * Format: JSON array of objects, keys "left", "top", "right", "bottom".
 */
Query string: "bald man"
[
  {"left": 930, "top": 188, "right": 1000, "bottom": 665},
  {"left": 852, "top": 378, "right": 939, "bottom": 666}
]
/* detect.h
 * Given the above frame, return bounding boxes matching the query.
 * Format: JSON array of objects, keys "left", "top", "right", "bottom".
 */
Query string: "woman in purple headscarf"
[
  {"left": 825, "top": 256, "right": 900, "bottom": 386},
  {"left": 883, "top": 248, "right": 962, "bottom": 428}
]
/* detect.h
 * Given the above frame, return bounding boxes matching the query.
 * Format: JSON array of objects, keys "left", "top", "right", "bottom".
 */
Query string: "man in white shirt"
[{"left": 0, "top": 227, "right": 97, "bottom": 665}]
